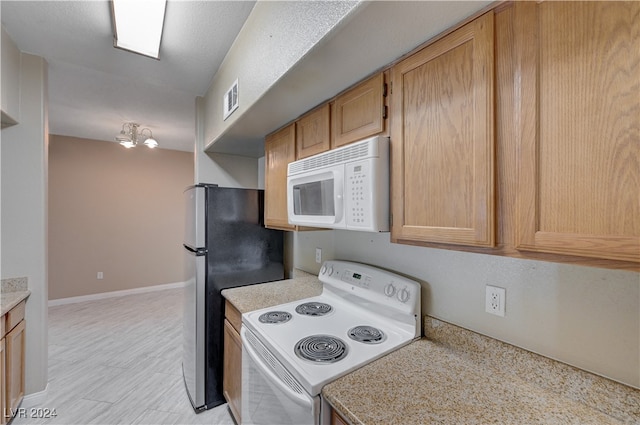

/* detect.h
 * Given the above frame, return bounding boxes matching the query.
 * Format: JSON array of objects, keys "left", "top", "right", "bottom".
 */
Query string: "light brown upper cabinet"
[
  {"left": 265, "top": 123, "right": 296, "bottom": 231},
  {"left": 332, "top": 72, "right": 386, "bottom": 148},
  {"left": 513, "top": 1, "right": 639, "bottom": 263},
  {"left": 390, "top": 12, "right": 495, "bottom": 247},
  {"left": 296, "top": 104, "right": 331, "bottom": 159}
]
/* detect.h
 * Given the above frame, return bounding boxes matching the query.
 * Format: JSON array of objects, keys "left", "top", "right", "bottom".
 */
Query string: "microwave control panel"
[{"left": 345, "top": 160, "right": 372, "bottom": 228}]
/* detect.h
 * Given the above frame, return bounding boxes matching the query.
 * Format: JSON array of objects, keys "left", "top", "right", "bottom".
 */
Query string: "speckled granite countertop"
[
  {"left": 323, "top": 339, "right": 629, "bottom": 425},
  {"left": 221, "top": 269, "right": 322, "bottom": 313},
  {"left": 1, "top": 277, "right": 30, "bottom": 315},
  {"left": 323, "top": 317, "right": 639, "bottom": 425}
]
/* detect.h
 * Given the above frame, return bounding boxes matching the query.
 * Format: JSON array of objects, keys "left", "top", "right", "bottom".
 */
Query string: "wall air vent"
[{"left": 223, "top": 79, "right": 239, "bottom": 120}]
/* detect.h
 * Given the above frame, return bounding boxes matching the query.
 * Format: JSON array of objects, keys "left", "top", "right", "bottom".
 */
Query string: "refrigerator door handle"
[
  {"left": 183, "top": 243, "right": 207, "bottom": 409},
  {"left": 184, "top": 244, "right": 207, "bottom": 256}
]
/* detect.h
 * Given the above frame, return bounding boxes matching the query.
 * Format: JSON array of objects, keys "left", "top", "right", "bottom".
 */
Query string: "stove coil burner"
[
  {"left": 295, "top": 335, "right": 348, "bottom": 363},
  {"left": 348, "top": 325, "right": 385, "bottom": 344},
  {"left": 258, "top": 311, "right": 292, "bottom": 324},
  {"left": 295, "top": 302, "right": 333, "bottom": 317}
]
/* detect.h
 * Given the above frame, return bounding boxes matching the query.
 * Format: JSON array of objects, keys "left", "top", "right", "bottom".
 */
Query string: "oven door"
[
  {"left": 241, "top": 327, "right": 320, "bottom": 425},
  {"left": 287, "top": 164, "right": 345, "bottom": 229}
]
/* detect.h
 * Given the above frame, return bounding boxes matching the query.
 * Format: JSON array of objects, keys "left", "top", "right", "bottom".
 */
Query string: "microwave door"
[
  {"left": 288, "top": 170, "right": 344, "bottom": 228},
  {"left": 294, "top": 181, "right": 332, "bottom": 216}
]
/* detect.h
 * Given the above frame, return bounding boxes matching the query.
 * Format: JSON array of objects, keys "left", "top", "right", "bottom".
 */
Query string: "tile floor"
[{"left": 13, "top": 288, "right": 235, "bottom": 425}]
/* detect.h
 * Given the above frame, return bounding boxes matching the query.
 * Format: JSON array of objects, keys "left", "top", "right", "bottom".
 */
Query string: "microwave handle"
[{"left": 334, "top": 173, "right": 344, "bottom": 224}]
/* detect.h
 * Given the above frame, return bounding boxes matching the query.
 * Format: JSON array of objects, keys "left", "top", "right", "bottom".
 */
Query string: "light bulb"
[{"left": 143, "top": 138, "right": 158, "bottom": 148}]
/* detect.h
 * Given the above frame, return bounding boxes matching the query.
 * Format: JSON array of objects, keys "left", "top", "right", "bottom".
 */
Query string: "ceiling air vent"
[{"left": 223, "top": 79, "right": 239, "bottom": 120}]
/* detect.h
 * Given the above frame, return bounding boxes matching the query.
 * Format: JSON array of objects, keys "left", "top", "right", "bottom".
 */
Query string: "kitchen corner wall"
[
  {"left": 194, "top": 96, "right": 259, "bottom": 187},
  {"left": 293, "top": 231, "right": 640, "bottom": 389},
  {"left": 1, "top": 53, "right": 49, "bottom": 396},
  {"left": 48, "top": 135, "right": 193, "bottom": 300}
]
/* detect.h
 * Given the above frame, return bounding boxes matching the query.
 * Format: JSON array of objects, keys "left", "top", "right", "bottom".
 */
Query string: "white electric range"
[{"left": 241, "top": 260, "right": 421, "bottom": 425}]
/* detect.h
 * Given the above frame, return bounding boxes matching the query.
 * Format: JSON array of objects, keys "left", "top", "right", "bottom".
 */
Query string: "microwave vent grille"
[{"left": 288, "top": 139, "right": 375, "bottom": 174}]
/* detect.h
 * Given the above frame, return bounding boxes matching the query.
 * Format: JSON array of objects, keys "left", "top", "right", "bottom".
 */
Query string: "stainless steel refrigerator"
[{"left": 182, "top": 184, "right": 284, "bottom": 412}]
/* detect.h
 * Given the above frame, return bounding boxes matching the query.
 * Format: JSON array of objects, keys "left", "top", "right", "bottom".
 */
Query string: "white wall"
[
  {"left": 294, "top": 230, "right": 640, "bottom": 389},
  {"left": 1, "top": 25, "right": 21, "bottom": 125},
  {"left": 1, "top": 53, "right": 49, "bottom": 396},
  {"left": 194, "top": 96, "right": 258, "bottom": 187}
]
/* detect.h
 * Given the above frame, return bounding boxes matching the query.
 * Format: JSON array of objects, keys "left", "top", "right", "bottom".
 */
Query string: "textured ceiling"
[{"left": 1, "top": 0, "right": 256, "bottom": 152}]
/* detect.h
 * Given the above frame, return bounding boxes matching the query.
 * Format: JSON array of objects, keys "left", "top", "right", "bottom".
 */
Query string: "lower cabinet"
[
  {"left": 331, "top": 408, "right": 349, "bottom": 425},
  {"left": 2, "top": 300, "right": 26, "bottom": 424},
  {"left": 5, "top": 321, "right": 24, "bottom": 418},
  {"left": 223, "top": 301, "right": 242, "bottom": 423},
  {"left": 1, "top": 336, "right": 5, "bottom": 425}
]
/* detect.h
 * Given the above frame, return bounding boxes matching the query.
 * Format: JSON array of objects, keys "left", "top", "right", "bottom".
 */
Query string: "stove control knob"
[
  {"left": 397, "top": 287, "right": 411, "bottom": 303},
  {"left": 384, "top": 283, "right": 396, "bottom": 297},
  {"left": 320, "top": 265, "right": 327, "bottom": 275},
  {"left": 327, "top": 266, "right": 334, "bottom": 276}
]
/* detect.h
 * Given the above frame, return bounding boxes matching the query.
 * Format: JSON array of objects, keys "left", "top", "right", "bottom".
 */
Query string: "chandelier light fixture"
[{"left": 115, "top": 122, "right": 159, "bottom": 149}]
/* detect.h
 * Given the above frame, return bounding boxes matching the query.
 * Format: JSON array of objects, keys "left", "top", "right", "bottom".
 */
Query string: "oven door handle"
[{"left": 242, "top": 328, "right": 314, "bottom": 409}]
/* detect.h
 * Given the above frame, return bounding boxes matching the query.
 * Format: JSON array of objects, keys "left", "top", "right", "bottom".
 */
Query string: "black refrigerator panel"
[
  {"left": 182, "top": 184, "right": 284, "bottom": 412},
  {"left": 204, "top": 186, "right": 284, "bottom": 410},
  {"left": 206, "top": 187, "right": 284, "bottom": 287}
]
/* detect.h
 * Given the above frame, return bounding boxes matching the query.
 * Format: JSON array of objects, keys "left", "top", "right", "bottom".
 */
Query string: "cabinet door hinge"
[
  {"left": 382, "top": 105, "right": 388, "bottom": 119},
  {"left": 383, "top": 82, "right": 388, "bottom": 97}
]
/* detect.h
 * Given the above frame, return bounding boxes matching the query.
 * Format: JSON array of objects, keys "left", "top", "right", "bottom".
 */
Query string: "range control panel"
[{"left": 319, "top": 260, "right": 421, "bottom": 321}]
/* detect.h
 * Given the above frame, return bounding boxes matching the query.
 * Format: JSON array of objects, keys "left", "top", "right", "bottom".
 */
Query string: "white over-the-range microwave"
[{"left": 286, "top": 135, "right": 389, "bottom": 232}]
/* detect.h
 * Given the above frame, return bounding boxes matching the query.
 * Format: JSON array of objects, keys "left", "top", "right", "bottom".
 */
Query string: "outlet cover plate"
[{"left": 485, "top": 285, "right": 506, "bottom": 317}]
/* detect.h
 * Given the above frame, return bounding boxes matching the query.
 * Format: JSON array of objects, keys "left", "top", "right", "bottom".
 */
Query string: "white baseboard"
[
  {"left": 48, "top": 281, "right": 187, "bottom": 307},
  {"left": 20, "top": 384, "right": 49, "bottom": 408}
]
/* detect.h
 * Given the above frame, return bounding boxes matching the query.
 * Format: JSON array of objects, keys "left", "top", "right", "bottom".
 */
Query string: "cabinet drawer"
[
  {"left": 225, "top": 300, "right": 242, "bottom": 333},
  {"left": 5, "top": 301, "right": 25, "bottom": 332}
]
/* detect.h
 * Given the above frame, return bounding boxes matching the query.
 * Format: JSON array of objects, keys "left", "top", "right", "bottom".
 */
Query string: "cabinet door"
[
  {"left": 223, "top": 320, "right": 242, "bottom": 424},
  {"left": 331, "top": 408, "right": 349, "bottom": 425},
  {"left": 333, "top": 73, "right": 386, "bottom": 148},
  {"left": 390, "top": 12, "right": 495, "bottom": 247},
  {"left": 5, "top": 320, "right": 24, "bottom": 415},
  {"left": 514, "top": 1, "right": 640, "bottom": 262},
  {"left": 265, "top": 123, "right": 296, "bottom": 231},
  {"left": 1, "top": 337, "right": 5, "bottom": 425},
  {"left": 296, "top": 104, "right": 330, "bottom": 159}
]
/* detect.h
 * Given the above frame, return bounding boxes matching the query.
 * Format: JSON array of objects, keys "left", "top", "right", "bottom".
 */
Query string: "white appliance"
[
  {"left": 241, "top": 260, "right": 421, "bottom": 425},
  {"left": 287, "top": 135, "right": 389, "bottom": 232}
]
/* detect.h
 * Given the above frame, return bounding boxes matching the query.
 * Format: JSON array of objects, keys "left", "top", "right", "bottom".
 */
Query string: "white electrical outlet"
[
  {"left": 315, "top": 248, "right": 322, "bottom": 264},
  {"left": 485, "top": 285, "right": 506, "bottom": 317},
  {"left": 97, "top": 272, "right": 104, "bottom": 280}
]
